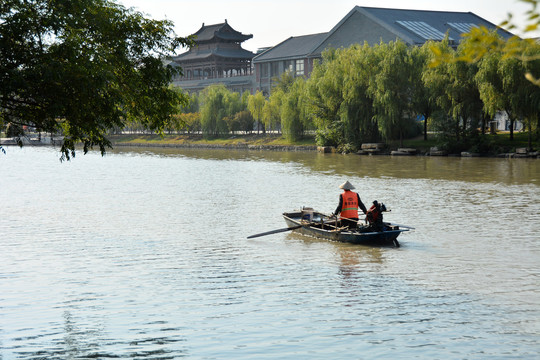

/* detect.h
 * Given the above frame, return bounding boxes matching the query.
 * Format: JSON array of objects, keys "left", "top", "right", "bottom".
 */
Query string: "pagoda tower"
[{"left": 173, "top": 20, "right": 255, "bottom": 92}]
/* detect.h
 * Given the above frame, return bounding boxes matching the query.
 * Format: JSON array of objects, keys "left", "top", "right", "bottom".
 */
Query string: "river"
[{"left": 1, "top": 146, "right": 539, "bottom": 359}]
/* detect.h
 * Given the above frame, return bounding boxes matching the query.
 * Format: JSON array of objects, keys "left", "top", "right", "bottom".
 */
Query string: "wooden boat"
[{"left": 282, "top": 209, "right": 410, "bottom": 247}]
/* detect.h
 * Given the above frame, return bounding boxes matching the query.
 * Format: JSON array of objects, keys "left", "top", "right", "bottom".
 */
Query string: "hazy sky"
[{"left": 117, "top": 0, "right": 536, "bottom": 52}]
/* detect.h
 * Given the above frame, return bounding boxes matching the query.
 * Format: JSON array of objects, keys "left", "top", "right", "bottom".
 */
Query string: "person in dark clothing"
[{"left": 332, "top": 180, "right": 367, "bottom": 229}]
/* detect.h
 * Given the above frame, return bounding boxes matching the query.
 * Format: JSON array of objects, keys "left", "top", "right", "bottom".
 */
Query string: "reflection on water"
[
  {"left": 0, "top": 146, "right": 538, "bottom": 359},
  {"left": 114, "top": 146, "right": 539, "bottom": 185}
]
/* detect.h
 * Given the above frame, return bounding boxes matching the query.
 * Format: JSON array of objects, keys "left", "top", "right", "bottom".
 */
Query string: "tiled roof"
[
  {"left": 174, "top": 48, "right": 254, "bottom": 62},
  {"left": 253, "top": 33, "right": 328, "bottom": 62},
  {"left": 192, "top": 22, "right": 253, "bottom": 43}
]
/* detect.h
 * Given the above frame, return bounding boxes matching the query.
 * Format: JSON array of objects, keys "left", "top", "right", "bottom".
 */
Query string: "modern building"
[
  {"left": 252, "top": 33, "right": 328, "bottom": 95},
  {"left": 171, "top": 20, "right": 255, "bottom": 94},
  {"left": 253, "top": 6, "right": 514, "bottom": 94}
]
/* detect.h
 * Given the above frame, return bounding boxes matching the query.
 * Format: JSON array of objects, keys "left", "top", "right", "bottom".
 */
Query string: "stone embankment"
[{"left": 353, "top": 143, "right": 538, "bottom": 158}]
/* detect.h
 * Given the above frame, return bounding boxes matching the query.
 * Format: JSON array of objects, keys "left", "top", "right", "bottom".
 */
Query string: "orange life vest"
[{"left": 340, "top": 190, "right": 359, "bottom": 219}]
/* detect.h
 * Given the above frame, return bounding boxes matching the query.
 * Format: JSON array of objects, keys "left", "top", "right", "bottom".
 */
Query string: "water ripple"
[{"left": 0, "top": 148, "right": 538, "bottom": 359}]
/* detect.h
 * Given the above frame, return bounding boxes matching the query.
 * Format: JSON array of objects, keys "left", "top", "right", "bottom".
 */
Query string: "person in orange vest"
[{"left": 332, "top": 180, "right": 367, "bottom": 229}]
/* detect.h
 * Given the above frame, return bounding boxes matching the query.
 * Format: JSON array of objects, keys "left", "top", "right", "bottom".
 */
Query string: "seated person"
[{"left": 332, "top": 180, "right": 367, "bottom": 229}]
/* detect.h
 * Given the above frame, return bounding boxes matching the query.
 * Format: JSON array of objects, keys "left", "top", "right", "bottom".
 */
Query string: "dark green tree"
[
  {"left": 410, "top": 44, "right": 437, "bottom": 141},
  {"left": 306, "top": 48, "right": 348, "bottom": 147},
  {"left": 424, "top": 38, "right": 484, "bottom": 150},
  {"left": 234, "top": 110, "right": 255, "bottom": 134},
  {"left": 199, "top": 84, "right": 243, "bottom": 136},
  {"left": 370, "top": 41, "right": 415, "bottom": 146},
  {"left": 247, "top": 91, "right": 265, "bottom": 134},
  {"left": 199, "top": 84, "right": 227, "bottom": 136},
  {"left": 0, "top": 0, "right": 192, "bottom": 159},
  {"left": 340, "top": 44, "right": 379, "bottom": 148},
  {"left": 281, "top": 77, "right": 307, "bottom": 142}
]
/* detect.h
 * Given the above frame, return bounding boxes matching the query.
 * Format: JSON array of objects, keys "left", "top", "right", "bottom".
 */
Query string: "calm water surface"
[{"left": 1, "top": 146, "right": 539, "bottom": 359}]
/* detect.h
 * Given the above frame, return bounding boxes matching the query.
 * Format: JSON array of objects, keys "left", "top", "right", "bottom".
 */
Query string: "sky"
[{"left": 117, "top": 0, "right": 537, "bottom": 53}]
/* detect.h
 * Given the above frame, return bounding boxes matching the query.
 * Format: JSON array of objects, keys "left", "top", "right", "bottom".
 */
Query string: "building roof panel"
[{"left": 357, "top": 6, "right": 513, "bottom": 43}]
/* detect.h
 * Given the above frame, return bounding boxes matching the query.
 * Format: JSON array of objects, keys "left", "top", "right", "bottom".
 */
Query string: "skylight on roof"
[
  {"left": 396, "top": 20, "right": 452, "bottom": 41},
  {"left": 447, "top": 22, "right": 478, "bottom": 34}
]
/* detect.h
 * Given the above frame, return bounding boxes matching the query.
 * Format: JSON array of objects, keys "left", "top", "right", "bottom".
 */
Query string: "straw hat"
[{"left": 339, "top": 180, "right": 355, "bottom": 190}]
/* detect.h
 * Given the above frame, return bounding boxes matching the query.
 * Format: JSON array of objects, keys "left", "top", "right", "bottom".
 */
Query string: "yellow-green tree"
[
  {"left": 431, "top": 0, "right": 540, "bottom": 86},
  {"left": 247, "top": 91, "right": 266, "bottom": 134},
  {"left": 262, "top": 90, "right": 283, "bottom": 133}
]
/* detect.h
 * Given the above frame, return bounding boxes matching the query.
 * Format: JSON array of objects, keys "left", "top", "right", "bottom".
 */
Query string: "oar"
[
  {"left": 247, "top": 225, "right": 303, "bottom": 239},
  {"left": 388, "top": 223, "right": 415, "bottom": 230}
]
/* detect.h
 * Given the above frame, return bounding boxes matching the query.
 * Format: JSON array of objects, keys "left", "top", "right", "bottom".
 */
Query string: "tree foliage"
[
  {"left": 262, "top": 89, "right": 283, "bottom": 133},
  {"left": 409, "top": 45, "right": 434, "bottom": 140},
  {"left": 0, "top": 0, "right": 192, "bottom": 159},
  {"left": 281, "top": 77, "right": 307, "bottom": 142},
  {"left": 431, "top": 0, "right": 540, "bottom": 86},
  {"left": 371, "top": 41, "right": 417, "bottom": 146},
  {"left": 233, "top": 110, "right": 255, "bottom": 134},
  {"left": 171, "top": 34, "right": 536, "bottom": 153},
  {"left": 247, "top": 90, "right": 265, "bottom": 133},
  {"left": 199, "top": 84, "right": 227, "bottom": 136},
  {"left": 199, "top": 84, "right": 246, "bottom": 136}
]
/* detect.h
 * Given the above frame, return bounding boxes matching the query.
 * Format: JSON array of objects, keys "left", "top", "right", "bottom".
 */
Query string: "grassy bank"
[{"left": 109, "top": 133, "right": 317, "bottom": 147}]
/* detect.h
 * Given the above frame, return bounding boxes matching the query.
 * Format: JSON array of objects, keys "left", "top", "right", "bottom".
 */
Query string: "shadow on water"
[
  {"left": 284, "top": 231, "right": 386, "bottom": 275},
  {"left": 111, "top": 146, "right": 539, "bottom": 186}
]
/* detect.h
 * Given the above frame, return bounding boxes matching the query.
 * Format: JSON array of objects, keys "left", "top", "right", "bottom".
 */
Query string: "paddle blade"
[
  {"left": 388, "top": 223, "right": 415, "bottom": 230},
  {"left": 247, "top": 225, "right": 302, "bottom": 239}
]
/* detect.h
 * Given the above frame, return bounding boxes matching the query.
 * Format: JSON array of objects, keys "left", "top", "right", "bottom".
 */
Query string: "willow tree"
[
  {"left": 339, "top": 43, "right": 379, "bottom": 147},
  {"left": 475, "top": 48, "right": 527, "bottom": 139},
  {"left": 262, "top": 89, "right": 283, "bottom": 133},
  {"left": 199, "top": 84, "right": 237, "bottom": 136},
  {"left": 247, "top": 90, "right": 266, "bottom": 134},
  {"left": 370, "top": 40, "right": 415, "bottom": 146},
  {"left": 424, "top": 39, "right": 483, "bottom": 149},
  {"left": 516, "top": 43, "right": 540, "bottom": 149},
  {"left": 0, "top": 0, "right": 192, "bottom": 160},
  {"left": 447, "top": 58, "right": 483, "bottom": 142},
  {"left": 305, "top": 49, "right": 346, "bottom": 147},
  {"left": 306, "top": 46, "right": 374, "bottom": 149},
  {"left": 475, "top": 49, "right": 503, "bottom": 134},
  {"left": 410, "top": 43, "right": 437, "bottom": 141},
  {"left": 281, "top": 78, "right": 307, "bottom": 142},
  {"left": 306, "top": 44, "right": 382, "bottom": 150}
]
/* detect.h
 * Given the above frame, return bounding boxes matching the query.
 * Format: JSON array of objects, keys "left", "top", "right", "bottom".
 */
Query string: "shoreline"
[{"left": 1, "top": 136, "right": 538, "bottom": 158}]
